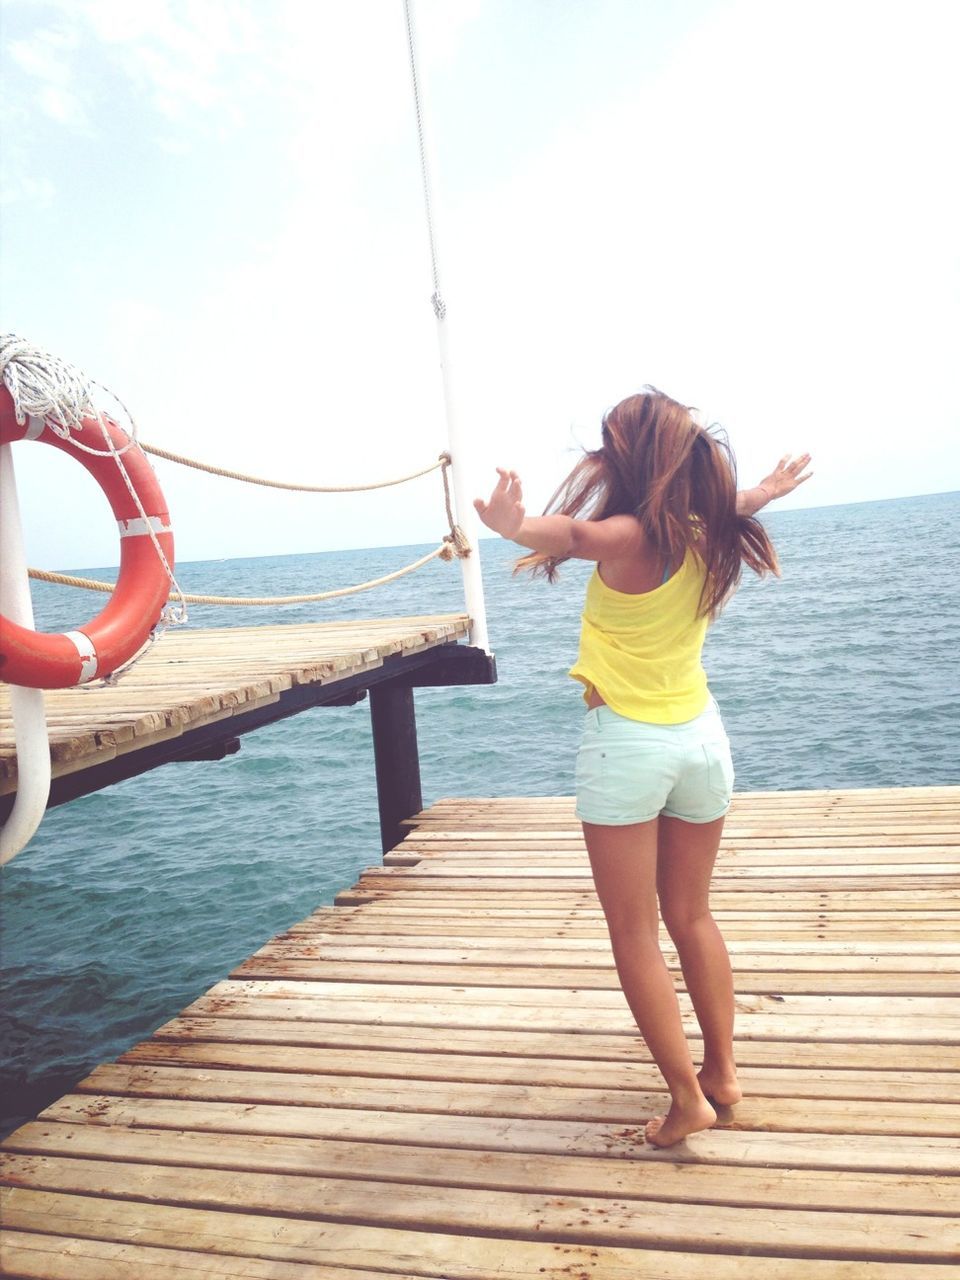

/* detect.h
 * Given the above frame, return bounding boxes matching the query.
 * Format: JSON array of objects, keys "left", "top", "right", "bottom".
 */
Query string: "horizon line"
[{"left": 39, "top": 487, "right": 958, "bottom": 577}]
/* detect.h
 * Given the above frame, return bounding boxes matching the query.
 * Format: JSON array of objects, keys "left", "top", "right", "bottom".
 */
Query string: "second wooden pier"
[{"left": 0, "top": 614, "right": 496, "bottom": 851}]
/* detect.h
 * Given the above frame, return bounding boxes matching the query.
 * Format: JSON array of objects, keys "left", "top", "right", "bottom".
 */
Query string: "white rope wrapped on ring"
[
  {"left": 0, "top": 334, "right": 189, "bottom": 649},
  {"left": 0, "top": 334, "right": 139, "bottom": 457}
]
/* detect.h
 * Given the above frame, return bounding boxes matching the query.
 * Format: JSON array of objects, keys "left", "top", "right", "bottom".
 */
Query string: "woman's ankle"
[
  {"left": 667, "top": 1073, "right": 708, "bottom": 1104},
  {"left": 699, "top": 1051, "right": 737, "bottom": 1079}
]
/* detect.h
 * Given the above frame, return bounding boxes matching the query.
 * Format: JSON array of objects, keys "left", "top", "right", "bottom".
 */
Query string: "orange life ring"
[{"left": 0, "top": 386, "right": 174, "bottom": 689}]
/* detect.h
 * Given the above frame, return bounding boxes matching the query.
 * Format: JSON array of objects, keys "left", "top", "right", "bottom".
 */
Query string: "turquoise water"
[{"left": 1, "top": 491, "right": 958, "bottom": 1135}]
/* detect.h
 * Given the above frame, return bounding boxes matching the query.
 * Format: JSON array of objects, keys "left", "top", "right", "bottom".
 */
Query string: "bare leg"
[
  {"left": 582, "top": 818, "right": 716, "bottom": 1147},
  {"left": 657, "top": 814, "right": 741, "bottom": 1105}
]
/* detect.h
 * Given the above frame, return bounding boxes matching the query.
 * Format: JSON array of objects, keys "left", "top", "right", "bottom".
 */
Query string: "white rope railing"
[
  {"left": 27, "top": 537, "right": 465, "bottom": 606},
  {"left": 3, "top": 334, "right": 471, "bottom": 623},
  {"left": 139, "top": 441, "right": 448, "bottom": 493}
]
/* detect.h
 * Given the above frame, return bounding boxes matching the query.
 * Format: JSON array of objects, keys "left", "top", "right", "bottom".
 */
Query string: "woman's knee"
[
  {"left": 603, "top": 902, "right": 661, "bottom": 948},
  {"left": 660, "top": 903, "right": 714, "bottom": 944}
]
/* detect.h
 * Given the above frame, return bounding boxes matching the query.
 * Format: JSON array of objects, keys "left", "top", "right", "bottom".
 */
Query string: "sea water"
[{"left": 1, "top": 491, "right": 958, "bottom": 1136}]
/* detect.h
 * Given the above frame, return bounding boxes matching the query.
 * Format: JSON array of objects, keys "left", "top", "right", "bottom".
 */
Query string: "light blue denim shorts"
[{"left": 575, "top": 696, "right": 734, "bottom": 826}]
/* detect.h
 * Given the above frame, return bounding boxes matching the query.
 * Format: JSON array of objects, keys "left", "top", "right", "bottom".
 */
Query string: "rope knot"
[{"left": 442, "top": 526, "right": 471, "bottom": 560}]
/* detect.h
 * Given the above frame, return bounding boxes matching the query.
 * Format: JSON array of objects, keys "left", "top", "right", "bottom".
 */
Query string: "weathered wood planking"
[
  {"left": 0, "top": 615, "right": 469, "bottom": 792},
  {"left": 2, "top": 786, "right": 959, "bottom": 1279}
]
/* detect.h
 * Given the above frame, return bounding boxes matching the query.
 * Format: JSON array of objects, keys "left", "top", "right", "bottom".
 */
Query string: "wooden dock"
[
  {"left": 0, "top": 616, "right": 494, "bottom": 847},
  {"left": 2, "top": 786, "right": 959, "bottom": 1278}
]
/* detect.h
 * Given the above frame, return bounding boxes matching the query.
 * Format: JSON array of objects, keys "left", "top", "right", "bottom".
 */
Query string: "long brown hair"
[{"left": 516, "top": 388, "right": 780, "bottom": 618}]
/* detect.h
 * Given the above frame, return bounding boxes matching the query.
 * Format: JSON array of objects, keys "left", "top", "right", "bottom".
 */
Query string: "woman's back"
[{"left": 570, "top": 548, "right": 710, "bottom": 722}]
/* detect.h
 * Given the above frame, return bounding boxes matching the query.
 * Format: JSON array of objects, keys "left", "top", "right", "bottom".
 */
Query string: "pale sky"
[{"left": 2, "top": 0, "right": 958, "bottom": 569}]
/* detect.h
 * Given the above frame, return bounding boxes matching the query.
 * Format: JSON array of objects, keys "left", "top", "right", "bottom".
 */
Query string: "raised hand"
[
  {"left": 474, "top": 468, "right": 526, "bottom": 539},
  {"left": 759, "top": 453, "right": 813, "bottom": 502}
]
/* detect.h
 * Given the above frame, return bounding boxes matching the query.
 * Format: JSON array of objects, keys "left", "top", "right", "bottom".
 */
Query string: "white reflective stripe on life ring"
[
  {"left": 24, "top": 415, "right": 46, "bottom": 441},
  {"left": 117, "top": 516, "right": 172, "bottom": 538},
  {"left": 64, "top": 630, "right": 98, "bottom": 683}
]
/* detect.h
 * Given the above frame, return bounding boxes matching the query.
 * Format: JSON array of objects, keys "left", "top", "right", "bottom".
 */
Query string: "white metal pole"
[
  {"left": 0, "top": 439, "right": 51, "bottom": 864},
  {"left": 403, "top": 0, "right": 491, "bottom": 654}
]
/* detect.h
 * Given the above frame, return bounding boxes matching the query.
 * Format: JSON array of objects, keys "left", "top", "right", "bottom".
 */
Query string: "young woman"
[{"left": 474, "top": 388, "right": 811, "bottom": 1147}]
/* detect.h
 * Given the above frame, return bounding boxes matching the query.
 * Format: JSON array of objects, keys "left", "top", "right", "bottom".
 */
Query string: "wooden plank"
[
  {"left": 386, "top": 849, "right": 960, "bottom": 866},
  {"left": 0, "top": 1231, "right": 376, "bottom": 1280},
  {"left": 229, "top": 956, "right": 960, "bottom": 996},
  {"left": 300, "top": 902, "right": 960, "bottom": 922},
  {"left": 144, "top": 1016, "right": 956, "bottom": 1071},
  {"left": 347, "top": 874, "right": 960, "bottom": 894},
  {"left": 9, "top": 1123, "right": 959, "bottom": 1210},
  {"left": 400, "top": 830, "right": 960, "bottom": 844},
  {"left": 34, "top": 1096, "right": 960, "bottom": 1173},
  {"left": 326, "top": 886, "right": 959, "bottom": 904},
  {"left": 373, "top": 860, "right": 960, "bottom": 877},
  {"left": 251, "top": 941, "right": 960, "bottom": 971},
  {"left": 296, "top": 918, "right": 960, "bottom": 936},
  {"left": 262, "top": 932, "right": 960, "bottom": 960},
  {"left": 116, "top": 1040, "right": 960, "bottom": 1102},
  {"left": 202, "top": 978, "right": 960, "bottom": 1019},
  {"left": 330, "top": 916, "right": 957, "bottom": 947},
  {"left": 60, "top": 1065, "right": 960, "bottom": 1137},
  {"left": 401, "top": 813, "right": 960, "bottom": 827},
  {"left": 279, "top": 915, "right": 960, "bottom": 943},
  {"left": 2, "top": 1153, "right": 956, "bottom": 1260},
  {"left": 6, "top": 1191, "right": 955, "bottom": 1280},
  {"left": 179, "top": 994, "right": 960, "bottom": 1047}
]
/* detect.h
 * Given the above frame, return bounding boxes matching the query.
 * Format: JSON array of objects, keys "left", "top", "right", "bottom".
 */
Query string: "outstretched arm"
[
  {"left": 474, "top": 469, "right": 644, "bottom": 561},
  {"left": 737, "top": 453, "right": 813, "bottom": 516}
]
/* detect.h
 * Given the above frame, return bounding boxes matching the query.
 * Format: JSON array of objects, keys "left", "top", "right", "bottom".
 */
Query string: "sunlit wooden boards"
[
  {"left": 0, "top": 614, "right": 470, "bottom": 792},
  {"left": 2, "top": 785, "right": 959, "bottom": 1278}
]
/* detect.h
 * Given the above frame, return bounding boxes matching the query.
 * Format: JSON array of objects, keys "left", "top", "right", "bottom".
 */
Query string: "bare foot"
[
  {"left": 697, "top": 1068, "right": 742, "bottom": 1106},
  {"left": 645, "top": 1096, "right": 717, "bottom": 1148}
]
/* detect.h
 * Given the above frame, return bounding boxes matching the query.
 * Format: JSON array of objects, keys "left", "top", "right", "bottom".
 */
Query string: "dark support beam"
[
  {"left": 369, "top": 684, "right": 422, "bottom": 856},
  {"left": 389, "top": 644, "right": 497, "bottom": 688},
  {"left": 174, "top": 737, "right": 242, "bottom": 763}
]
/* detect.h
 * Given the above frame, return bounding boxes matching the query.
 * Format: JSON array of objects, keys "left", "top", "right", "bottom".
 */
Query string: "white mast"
[{"left": 403, "top": 0, "right": 491, "bottom": 654}]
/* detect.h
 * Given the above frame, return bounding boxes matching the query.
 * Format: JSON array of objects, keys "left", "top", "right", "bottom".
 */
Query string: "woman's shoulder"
[{"left": 569, "top": 512, "right": 648, "bottom": 563}]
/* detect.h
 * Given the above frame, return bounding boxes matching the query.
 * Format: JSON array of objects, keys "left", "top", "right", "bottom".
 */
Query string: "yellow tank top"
[{"left": 569, "top": 548, "right": 710, "bottom": 723}]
